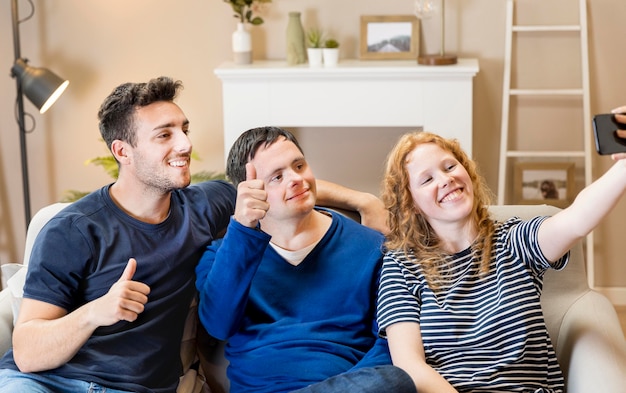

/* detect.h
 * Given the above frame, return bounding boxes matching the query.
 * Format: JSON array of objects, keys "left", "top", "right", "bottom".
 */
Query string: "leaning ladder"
[{"left": 496, "top": 0, "right": 594, "bottom": 287}]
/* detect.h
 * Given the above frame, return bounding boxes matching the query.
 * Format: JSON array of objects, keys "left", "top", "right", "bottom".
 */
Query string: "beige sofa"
[{"left": 0, "top": 203, "right": 625, "bottom": 392}]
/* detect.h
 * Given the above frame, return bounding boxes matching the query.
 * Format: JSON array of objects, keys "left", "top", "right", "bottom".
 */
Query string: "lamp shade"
[{"left": 11, "top": 58, "right": 69, "bottom": 114}]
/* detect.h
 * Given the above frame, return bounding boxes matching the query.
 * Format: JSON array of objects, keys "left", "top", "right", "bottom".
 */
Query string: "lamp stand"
[
  {"left": 11, "top": 0, "right": 32, "bottom": 229},
  {"left": 417, "top": 54, "right": 457, "bottom": 66},
  {"left": 418, "top": 0, "right": 457, "bottom": 66}
]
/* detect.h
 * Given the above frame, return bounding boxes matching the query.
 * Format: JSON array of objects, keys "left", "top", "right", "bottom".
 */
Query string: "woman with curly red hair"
[{"left": 377, "top": 131, "right": 626, "bottom": 392}]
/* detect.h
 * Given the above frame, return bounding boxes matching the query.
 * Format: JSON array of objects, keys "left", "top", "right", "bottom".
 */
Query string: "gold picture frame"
[
  {"left": 359, "top": 15, "right": 420, "bottom": 60},
  {"left": 514, "top": 162, "right": 575, "bottom": 208}
]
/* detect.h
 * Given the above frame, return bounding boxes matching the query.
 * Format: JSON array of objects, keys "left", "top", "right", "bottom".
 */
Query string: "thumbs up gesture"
[
  {"left": 234, "top": 163, "right": 270, "bottom": 228},
  {"left": 91, "top": 258, "right": 151, "bottom": 327}
]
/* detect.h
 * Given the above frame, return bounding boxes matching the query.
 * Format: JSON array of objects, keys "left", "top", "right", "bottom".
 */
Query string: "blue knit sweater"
[{"left": 195, "top": 209, "right": 391, "bottom": 393}]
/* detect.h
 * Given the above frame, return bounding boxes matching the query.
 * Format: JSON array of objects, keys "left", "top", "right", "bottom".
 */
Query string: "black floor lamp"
[{"left": 10, "top": 0, "right": 69, "bottom": 230}]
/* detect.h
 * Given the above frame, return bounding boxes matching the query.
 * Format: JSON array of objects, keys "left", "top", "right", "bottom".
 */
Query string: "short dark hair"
[
  {"left": 97, "top": 76, "right": 183, "bottom": 151},
  {"left": 226, "top": 126, "right": 303, "bottom": 186}
]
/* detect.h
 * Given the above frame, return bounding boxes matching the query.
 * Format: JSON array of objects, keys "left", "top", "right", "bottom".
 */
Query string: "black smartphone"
[{"left": 593, "top": 114, "right": 626, "bottom": 155}]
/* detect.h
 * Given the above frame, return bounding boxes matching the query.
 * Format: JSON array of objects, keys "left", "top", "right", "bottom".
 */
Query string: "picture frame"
[
  {"left": 359, "top": 15, "right": 420, "bottom": 60},
  {"left": 513, "top": 162, "right": 576, "bottom": 208}
]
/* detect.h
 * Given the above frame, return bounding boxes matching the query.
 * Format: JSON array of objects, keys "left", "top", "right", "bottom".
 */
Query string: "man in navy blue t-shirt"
[{"left": 0, "top": 78, "right": 388, "bottom": 393}]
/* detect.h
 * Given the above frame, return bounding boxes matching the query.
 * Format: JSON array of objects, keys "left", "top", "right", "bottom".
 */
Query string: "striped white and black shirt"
[{"left": 377, "top": 216, "right": 567, "bottom": 393}]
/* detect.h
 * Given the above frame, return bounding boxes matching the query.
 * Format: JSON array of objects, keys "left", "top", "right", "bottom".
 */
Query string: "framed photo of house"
[
  {"left": 513, "top": 162, "right": 575, "bottom": 208},
  {"left": 359, "top": 15, "right": 419, "bottom": 60}
]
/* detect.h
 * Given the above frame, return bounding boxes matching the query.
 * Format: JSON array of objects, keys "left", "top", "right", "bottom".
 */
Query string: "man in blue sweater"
[{"left": 195, "top": 126, "right": 416, "bottom": 393}]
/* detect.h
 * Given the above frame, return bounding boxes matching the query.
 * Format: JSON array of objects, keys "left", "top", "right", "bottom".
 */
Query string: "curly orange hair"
[{"left": 381, "top": 131, "right": 495, "bottom": 289}]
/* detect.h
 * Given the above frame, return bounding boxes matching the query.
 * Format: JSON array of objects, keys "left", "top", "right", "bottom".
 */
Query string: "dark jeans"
[{"left": 291, "top": 365, "right": 417, "bottom": 393}]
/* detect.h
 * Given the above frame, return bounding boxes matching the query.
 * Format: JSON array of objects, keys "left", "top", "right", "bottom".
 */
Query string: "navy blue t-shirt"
[{"left": 0, "top": 180, "right": 236, "bottom": 393}]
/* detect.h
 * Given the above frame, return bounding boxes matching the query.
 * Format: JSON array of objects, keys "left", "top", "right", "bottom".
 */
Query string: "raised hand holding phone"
[
  {"left": 593, "top": 113, "right": 626, "bottom": 155},
  {"left": 612, "top": 106, "right": 626, "bottom": 119},
  {"left": 607, "top": 106, "right": 626, "bottom": 159}
]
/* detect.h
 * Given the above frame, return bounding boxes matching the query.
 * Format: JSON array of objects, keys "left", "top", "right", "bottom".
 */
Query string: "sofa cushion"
[{"left": 1, "top": 263, "right": 26, "bottom": 326}]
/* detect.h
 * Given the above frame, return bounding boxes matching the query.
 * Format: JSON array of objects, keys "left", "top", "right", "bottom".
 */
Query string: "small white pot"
[
  {"left": 307, "top": 48, "right": 323, "bottom": 67},
  {"left": 323, "top": 48, "right": 339, "bottom": 67}
]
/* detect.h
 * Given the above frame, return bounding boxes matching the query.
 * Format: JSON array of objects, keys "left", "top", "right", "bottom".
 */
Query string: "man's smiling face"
[
  {"left": 250, "top": 137, "right": 317, "bottom": 223},
  {"left": 127, "top": 101, "right": 192, "bottom": 194}
]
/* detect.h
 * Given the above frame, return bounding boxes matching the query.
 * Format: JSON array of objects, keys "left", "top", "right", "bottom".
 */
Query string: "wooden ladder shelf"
[{"left": 496, "top": 0, "right": 594, "bottom": 287}]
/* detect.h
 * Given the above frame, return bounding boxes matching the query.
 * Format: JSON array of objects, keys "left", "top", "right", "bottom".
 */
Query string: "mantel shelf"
[
  {"left": 215, "top": 58, "right": 479, "bottom": 81},
  {"left": 215, "top": 58, "right": 479, "bottom": 159}
]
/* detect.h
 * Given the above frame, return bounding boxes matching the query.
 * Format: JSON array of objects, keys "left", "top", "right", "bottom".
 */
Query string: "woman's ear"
[{"left": 111, "top": 140, "right": 130, "bottom": 165}]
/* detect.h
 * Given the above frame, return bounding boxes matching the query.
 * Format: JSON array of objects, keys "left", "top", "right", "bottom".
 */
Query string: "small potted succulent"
[
  {"left": 306, "top": 28, "right": 324, "bottom": 67},
  {"left": 323, "top": 38, "right": 340, "bottom": 67}
]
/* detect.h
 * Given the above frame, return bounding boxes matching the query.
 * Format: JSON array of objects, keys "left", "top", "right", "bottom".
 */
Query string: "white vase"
[
  {"left": 323, "top": 48, "right": 339, "bottom": 67},
  {"left": 307, "top": 48, "right": 323, "bottom": 67},
  {"left": 232, "top": 22, "right": 252, "bottom": 64}
]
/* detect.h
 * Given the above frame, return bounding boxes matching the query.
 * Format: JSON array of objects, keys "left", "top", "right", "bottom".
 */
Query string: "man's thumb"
[
  {"left": 119, "top": 258, "right": 137, "bottom": 282},
  {"left": 245, "top": 162, "right": 257, "bottom": 181}
]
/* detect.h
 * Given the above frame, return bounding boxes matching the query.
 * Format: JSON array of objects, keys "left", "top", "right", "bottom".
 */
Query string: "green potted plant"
[
  {"left": 306, "top": 28, "right": 324, "bottom": 67},
  {"left": 223, "top": 0, "right": 272, "bottom": 25},
  {"left": 324, "top": 38, "right": 339, "bottom": 48},
  {"left": 223, "top": 0, "right": 273, "bottom": 64},
  {"left": 323, "top": 38, "right": 340, "bottom": 67}
]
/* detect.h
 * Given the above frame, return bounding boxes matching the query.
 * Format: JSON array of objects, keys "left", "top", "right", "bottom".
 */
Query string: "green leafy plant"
[
  {"left": 324, "top": 38, "right": 340, "bottom": 49},
  {"left": 61, "top": 144, "right": 225, "bottom": 202},
  {"left": 85, "top": 155, "right": 118, "bottom": 180},
  {"left": 223, "top": 0, "right": 272, "bottom": 25},
  {"left": 306, "top": 28, "right": 324, "bottom": 48}
]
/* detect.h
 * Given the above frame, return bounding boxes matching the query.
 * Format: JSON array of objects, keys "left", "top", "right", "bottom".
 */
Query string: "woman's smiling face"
[{"left": 406, "top": 142, "right": 474, "bottom": 231}]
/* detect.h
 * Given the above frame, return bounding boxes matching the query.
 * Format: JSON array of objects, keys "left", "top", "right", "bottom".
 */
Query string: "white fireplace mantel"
[{"left": 215, "top": 58, "right": 479, "bottom": 158}]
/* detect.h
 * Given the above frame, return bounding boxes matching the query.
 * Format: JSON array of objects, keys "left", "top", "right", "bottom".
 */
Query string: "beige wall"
[{"left": 0, "top": 0, "right": 624, "bottom": 293}]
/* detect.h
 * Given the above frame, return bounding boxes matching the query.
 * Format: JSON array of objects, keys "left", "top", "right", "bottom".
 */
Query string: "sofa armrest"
[
  {"left": 0, "top": 288, "right": 14, "bottom": 356},
  {"left": 556, "top": 291, "right": 626, "bottom": 393}
]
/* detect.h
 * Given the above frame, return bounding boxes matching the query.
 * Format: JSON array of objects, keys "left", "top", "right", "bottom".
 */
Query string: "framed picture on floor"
[
  {"left": 514, "top": 162, "right": 575, "bottom": 208},
  {"left": 359, "top": 15, "right": 419, "bottom": 60}
]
